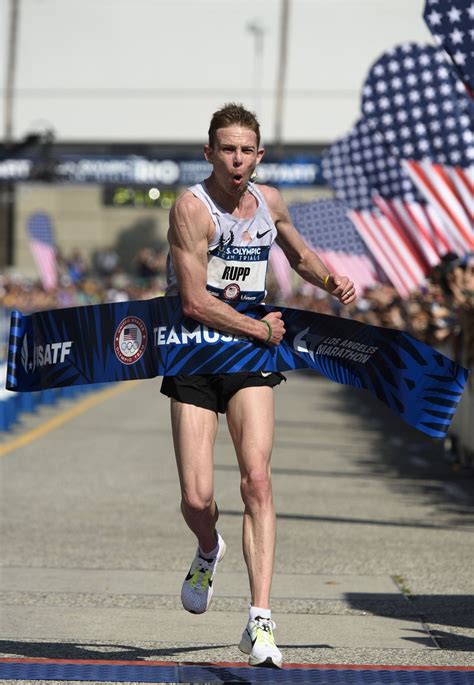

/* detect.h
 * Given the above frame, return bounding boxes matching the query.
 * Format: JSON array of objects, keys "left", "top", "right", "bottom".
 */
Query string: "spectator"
[
  {"left": 134, "top": 247, "right": 165, "bottom": 282},
  {"left": 93, "top": 247, "right": 120, "bottom": 279},
  {"left": 67, "top": 248, "right": 88, "bottom": 284}
]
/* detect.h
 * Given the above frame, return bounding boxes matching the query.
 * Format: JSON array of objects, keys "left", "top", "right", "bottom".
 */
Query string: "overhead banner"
[
  {"left": 0, "top": 156, "right": 325, "bottom": 187},
  {"left": 6, "top": 296, "right": 469, "bottom": 439}
]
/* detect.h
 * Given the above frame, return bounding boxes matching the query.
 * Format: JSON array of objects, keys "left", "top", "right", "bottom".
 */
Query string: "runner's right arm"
[{"left": 168, "top": 192, "right": 285, "bottom": 345}]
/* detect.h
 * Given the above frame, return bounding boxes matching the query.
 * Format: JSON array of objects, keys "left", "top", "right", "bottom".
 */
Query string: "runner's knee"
[
  {"left": 240, "top": 465, "right": 272, "bottom": 506},
  {"left": 181, "top": 491, "right": 215, "bottom": 515}
]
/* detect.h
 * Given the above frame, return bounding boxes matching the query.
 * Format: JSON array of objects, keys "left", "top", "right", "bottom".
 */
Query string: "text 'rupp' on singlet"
[{"left": 166, "top": 181, "right": 277, "bottom": 304}]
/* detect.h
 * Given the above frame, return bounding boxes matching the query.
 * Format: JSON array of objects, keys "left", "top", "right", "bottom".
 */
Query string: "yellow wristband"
[
  {"left": 323, "top": 274, "right": 331, "bottom": 290},
  {"left": 261, "top": 319, "right": 273, "bottom": 343}
]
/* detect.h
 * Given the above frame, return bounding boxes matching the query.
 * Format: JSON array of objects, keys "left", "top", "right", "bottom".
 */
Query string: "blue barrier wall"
[{"left": 0, "top": 364, "right": 101, "bottom": 432}]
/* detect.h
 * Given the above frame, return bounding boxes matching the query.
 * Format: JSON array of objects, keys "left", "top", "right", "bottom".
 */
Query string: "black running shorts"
[{"left": 160, "top": 372, "right": 285, "bottom": 414}]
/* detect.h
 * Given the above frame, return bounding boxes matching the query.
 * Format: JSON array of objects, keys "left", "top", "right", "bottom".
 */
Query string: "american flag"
[
  {"left": 423, "top": 0, "right": 474, "bottom": 95},
  {"left": 347, "top": 119, "right": 448, "bottom": 271},
  {"left": 26, "top": 213, "right": 58, "bottom": 291},
  {"left": 288, "top": 198, "right": 380, "bottom": 293},
  {"left": 362, "top": 42, "right": 471, "bottom": 164},
  {"left": 323, "top": 136, "right": 422, "bottom": 298},
  {"left": 124, "top": 327, "right": 138, "bottom": 341},
  {"left": 361, "top": 42, "right": 474, "bottom": 253},
  {"left": 402, "top": 158, "right": 473, "bottom": 253}
]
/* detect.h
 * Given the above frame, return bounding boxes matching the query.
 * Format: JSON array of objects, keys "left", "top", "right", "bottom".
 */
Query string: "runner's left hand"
[{"left": 325, "top": 274, "right": 357, "bottom": 305}]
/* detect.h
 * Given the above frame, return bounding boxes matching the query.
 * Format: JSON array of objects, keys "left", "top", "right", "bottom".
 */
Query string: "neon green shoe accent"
[
  {"left": 181, "top": 533, "right": 227, "bottom": 614},
  {"left": 188, "top": 568, "right": 202, "bottom": 588},
  {"left": 238, "top": 616, "right": 283, "bottom": 668},
  {"left": 256, "top": 625, "right": 274, "bottom": 646}
]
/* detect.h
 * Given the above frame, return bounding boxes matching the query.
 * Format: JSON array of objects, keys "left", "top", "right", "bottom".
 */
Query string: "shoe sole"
[
  {"left": 248, "top": 655, "right": 283, "bottom": 669},
  {"left": 182, "top": 538, "right": 227, "bottom": 614},
  {"left": 239, "top": 637, "right": 282, "bottom": 669}
]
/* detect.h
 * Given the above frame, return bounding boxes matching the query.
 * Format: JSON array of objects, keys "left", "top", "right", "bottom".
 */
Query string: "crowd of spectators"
[
  {"left": 1, "top": 248, "right": 473, "bottom": 371},
  {"left": 0, "top": 247, "right": 168, "bottom": 316}
]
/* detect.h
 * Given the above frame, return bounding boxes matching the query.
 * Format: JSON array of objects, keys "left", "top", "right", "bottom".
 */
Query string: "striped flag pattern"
[
  {"left": 402, "top": 160, "right": 474, "bottom": 253},
  {"left": 323, "top": 136, "right": 423, "bottom": 297},
  {"left": 26, "top": 213, "right": 58, "bottom": 291},
  {"left": 288, "top": 198, "right": 380, "bottom": 292},
  {"left": 361, "top": 42, "right": 474, "bottom": 255},
  {"left": 346, "top": 120, "right": 443, "bottom": 274}
]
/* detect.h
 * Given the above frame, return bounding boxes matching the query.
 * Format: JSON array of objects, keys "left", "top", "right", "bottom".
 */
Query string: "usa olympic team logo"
[
  {"left": 223, "top": 283, "right": 240, "bottom": 300},
  {"left": 114, "top": 317, "right": 147, "bottom": 365}
]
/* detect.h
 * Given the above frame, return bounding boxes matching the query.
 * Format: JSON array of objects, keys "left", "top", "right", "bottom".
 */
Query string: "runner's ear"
[{"left": 204, "top": 144, "right": 213, "bottom": 163}]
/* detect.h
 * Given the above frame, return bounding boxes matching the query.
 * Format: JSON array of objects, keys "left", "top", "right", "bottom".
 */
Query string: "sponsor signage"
[
  {"left": 0, "top": 154, "right": 325, "bottom": 187},
  {"left": 21, "top": 333, "right": 73, "bottom": 374},
  {"left": 114, "top": 317, "right": 148, "bottom": 365},
  {"left": 7, "top": 295, "right": 469, "bottom": 439}
]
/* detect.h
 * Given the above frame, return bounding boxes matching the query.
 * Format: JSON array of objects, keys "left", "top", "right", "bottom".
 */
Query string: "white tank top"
[{"left": 166, "top": 181, "right": 277, "bottom": 304}]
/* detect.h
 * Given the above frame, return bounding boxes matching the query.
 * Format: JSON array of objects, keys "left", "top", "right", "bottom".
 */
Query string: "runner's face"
[{"left": 204, "top": 125, "right": 264, "bottom": 194}]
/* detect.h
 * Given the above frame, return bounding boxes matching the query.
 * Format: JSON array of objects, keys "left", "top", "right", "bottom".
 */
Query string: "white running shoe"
[
  {"left": 238, "top": 615, "right": 283, "bottom": 668},
  {"left": 180, "top": 532, "right": 226, "bottom": 614}
]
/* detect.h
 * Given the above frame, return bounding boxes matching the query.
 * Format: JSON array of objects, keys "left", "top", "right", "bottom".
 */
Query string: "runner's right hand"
[{"left": 261, "top": 311, "right": 285, "bottom": 346}]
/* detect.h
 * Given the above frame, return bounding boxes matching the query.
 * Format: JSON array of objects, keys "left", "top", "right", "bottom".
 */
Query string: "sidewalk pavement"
[{"left": 0, "top": 371, "right": 473, "bottom": 674}]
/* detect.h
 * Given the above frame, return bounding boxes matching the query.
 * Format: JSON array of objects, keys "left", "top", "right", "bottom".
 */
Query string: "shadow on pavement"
[
  {"left": 346, "top": 592, "right": 474, "bottom": 652},
  {"left": 0, "top": 640, "right": 231, "bottom": 660},
  {"left": 219, "top": 509, "right": 464, "bottom": 531},
  {"left": 216, "top": 463, "right": 377, "bottom": 479},
  {"left": 327, "top": 385, "right": 474, "bottom": 525}
]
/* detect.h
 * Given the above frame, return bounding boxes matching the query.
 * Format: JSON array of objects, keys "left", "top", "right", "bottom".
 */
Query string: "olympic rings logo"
[
  {"left": 121, "top": 340, "right": 139, "bottom": 352},
  {"left": 114, "top": 316, "right": 147, "bottom": 365}
]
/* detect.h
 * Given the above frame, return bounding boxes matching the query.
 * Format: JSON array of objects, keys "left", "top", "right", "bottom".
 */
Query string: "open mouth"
[{"left": 232, "top": 174, "right": 244, "bottom": 184}]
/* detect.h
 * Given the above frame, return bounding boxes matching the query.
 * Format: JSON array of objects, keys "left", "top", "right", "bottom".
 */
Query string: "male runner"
[{"left": 161, "top": 103, "right": 356, "bottom": 668}]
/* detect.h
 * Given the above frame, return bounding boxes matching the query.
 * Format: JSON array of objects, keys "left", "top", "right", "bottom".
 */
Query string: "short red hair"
[{"left": 208, "top": 103, "right": 261, "bottom": 149}]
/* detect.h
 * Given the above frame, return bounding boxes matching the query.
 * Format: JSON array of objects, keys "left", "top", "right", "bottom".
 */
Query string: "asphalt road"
[{"left": 1, "top": 371, "right": 473, "bottom": 671}]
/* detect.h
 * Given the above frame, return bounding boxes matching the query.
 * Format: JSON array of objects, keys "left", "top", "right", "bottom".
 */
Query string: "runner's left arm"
[{"left": 260, "top": 185, "right": 357, "bottom": 306}]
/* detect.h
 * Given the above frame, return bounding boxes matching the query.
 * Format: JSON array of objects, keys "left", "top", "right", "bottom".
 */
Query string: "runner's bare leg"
[
  {"left": 226, "top": 386, "right": 276, "bottom": 608},
  {"left": 170, "top": 399, "right": 219, "bottom": 554}
]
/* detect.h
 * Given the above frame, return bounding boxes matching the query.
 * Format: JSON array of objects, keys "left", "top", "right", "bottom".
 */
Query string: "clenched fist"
[
  {"left": 325, "top": 273, "right": 357, "bottom": 305},
  {"left": 260, "top": 311, "right": 286, "bottom": 346}
]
